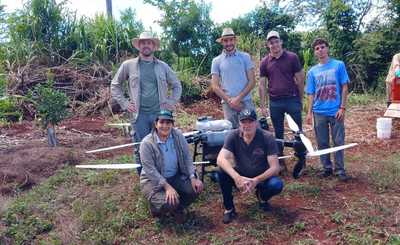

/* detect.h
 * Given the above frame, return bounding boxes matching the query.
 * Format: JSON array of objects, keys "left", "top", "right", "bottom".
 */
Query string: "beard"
[{"left": 140, "top": 47, "right": 153, "bottom": 57}]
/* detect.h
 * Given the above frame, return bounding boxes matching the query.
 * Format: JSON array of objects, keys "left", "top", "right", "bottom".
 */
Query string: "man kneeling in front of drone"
[
  {"left": 217, "top": 108, "right": 283, "bottom": 224},
  {"left": 139, "top": 110, "right": 203, "bottom": 223}
]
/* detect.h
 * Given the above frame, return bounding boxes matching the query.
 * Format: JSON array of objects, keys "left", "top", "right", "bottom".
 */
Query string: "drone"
[{"left": 76, "top": 114, "right": 358, "bottom": 180}]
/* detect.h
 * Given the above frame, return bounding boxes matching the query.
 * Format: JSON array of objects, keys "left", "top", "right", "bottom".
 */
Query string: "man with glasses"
[
  {"left": 259, "top": 30, "right": 305, "bottom": 178},
  {"left": 305, "top": 38, "right": 350, "bottom": 181}
]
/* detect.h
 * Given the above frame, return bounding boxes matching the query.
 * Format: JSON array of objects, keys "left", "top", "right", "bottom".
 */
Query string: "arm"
[
  {"left": 253, "top": 155, "right": 280, "bottom": 183},
  {"left": 217, "top": 148, "right": 251, "bottom": 191},
  {"left": 211, "top": 74, "right": 230, "bottom": 102},
  {"left": 166, "top": 65, "right": 182, "bottom": 108},
  {"left": 336, "top": 83, "right": 349, "bottom": 121},
  {"left": 110, "top": 63, "right": 130, "bottom": 111},
  {"left": 306, "top": 94, "right": 314, "bottom": 125},
  {"left": 235, "top": 68, "right": 256, "bottom": 101},
  {"left": 259, "top": 76, "right": 268, "bottom": 117},
  {"left": 294, "top": 69, "right": 305, "bottom": 103},
  {"left": 139, "top": 141, "right": 167, "bottom": 189}
]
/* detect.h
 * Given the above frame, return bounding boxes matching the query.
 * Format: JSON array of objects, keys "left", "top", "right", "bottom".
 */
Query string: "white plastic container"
[
  {"left": 376, "top": 117, "right": 392, "bottom": 139},
  {"left": 196, "top": 119, "right": 232, "bottom": 132}
]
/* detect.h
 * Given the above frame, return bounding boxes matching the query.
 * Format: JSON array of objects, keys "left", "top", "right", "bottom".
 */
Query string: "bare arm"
[
  {"left": 306, "top": 94, "right": 314, "bottom": 125},
  {"left": 259, "top": 76, "right": 268, "bottom": 115},
  {"left": 340, "top": 83, "right": 349, "bottom": 108},
  {"left": 253, "top": 155, "right": 280, "bottom": 183},
  {"left": 217, "top": 148, "right": 240, "bottom": 180},
  {"left": 236, "top": 68, "right": 256, "bottom": 101},
  {"left": 211, "top": 74, "right": 230, "bottom": 102},
  {"left": 294, "top": 69, "right": 305, "bottom": 103}
]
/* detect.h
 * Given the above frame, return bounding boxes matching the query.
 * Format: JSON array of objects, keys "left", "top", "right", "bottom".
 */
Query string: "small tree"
[{"left": 29, "top": 79, "right": 69, "bottom": 147}]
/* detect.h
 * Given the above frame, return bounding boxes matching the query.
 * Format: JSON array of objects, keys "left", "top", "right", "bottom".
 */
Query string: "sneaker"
[
  {"left": 292, "top": 160, "right": 305, "bottom": 179},
  {"left": 223, "top": 209, "right": 237, "bottom": 224},
  {"left": 320, "top": 169, "right": 333, "bottom": 178},
  {"left": 337, "top": 173, "right": 350, "bottom": 182}
]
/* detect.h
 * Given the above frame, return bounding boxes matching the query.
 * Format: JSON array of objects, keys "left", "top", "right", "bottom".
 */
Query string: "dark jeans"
[
  {"left": 269, "top": 97, "right": 303, "bottom": 155},
  {"left": 313, "top": 113, "right": 346, "bottom": 174},
  {"left": 217, "top": 169, "right": 284, "bottom": 210},
  {"left": 132, "top": 111, "right": 158, "bottom": 175}
]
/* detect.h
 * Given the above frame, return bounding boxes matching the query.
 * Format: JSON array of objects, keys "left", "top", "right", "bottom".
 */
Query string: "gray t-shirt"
[
  {"left": 223, "top": 128, "right": 278, "bottom": 177},
  {"left": 211, "top": 50, "right": 254, "bottom": 102},
  {"left": 139, "top": 60, "right": 160, "bottom": 113}
]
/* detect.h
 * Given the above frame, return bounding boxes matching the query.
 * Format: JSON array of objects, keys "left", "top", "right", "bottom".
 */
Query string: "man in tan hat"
[
  {"left": 211, "top": 28, "right": 256, "bottom": 128},
  {"left": 111, "top": 31, "right": 182, "bottom": 174}
]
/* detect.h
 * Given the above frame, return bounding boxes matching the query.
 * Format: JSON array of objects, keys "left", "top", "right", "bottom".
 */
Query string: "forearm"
[
  {"left": 341, "top": 84, "right": 349, "bottom": 108},
  {"left": 254, "top": 166, "right": 279, "bottom": 183},
  {"left": 259, "top": 77, "right": 268, "bottom": 107},
  {"left": 307, "top": 95, "right": 314, "bottom": 114},
  {"left": 217, "top": 155, "right": 240, "bottom": 179},
  {"left": 297, "top": 82, "right": 304, "bottom": 102},
  {"left": 211, "top": 75, "right": 230, "bottom": 102},
  {"left": 237, "top": 69, "right": 256, "bottom": 100},
  {"left": 295, "top": 70, "right": 305, "bottom": 101}
]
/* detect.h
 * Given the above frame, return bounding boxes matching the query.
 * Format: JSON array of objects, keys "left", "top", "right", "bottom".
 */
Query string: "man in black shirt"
[{"left": 217, "top": 109, "right": 284, "bottom": 224}]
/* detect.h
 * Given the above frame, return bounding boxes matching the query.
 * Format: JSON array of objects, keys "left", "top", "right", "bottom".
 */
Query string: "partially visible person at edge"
[
  {"left": 111, "top": 31, "right": 182, "bottom": 175},
  {"left": 385, "top": 53, "right": 400, "bottom": 106},
  {"left": 211, "top": 27, "right": 256, "bottom": 129},
  {"left": 216, "top": 108, "right": 283, "bottom": 224},
  {"left": 139, "top": 110, "right": 204, "bottom": 223},
  {"left": 305, "top": 38, "right": 350, "bottom": 182},
  {"left": 258, "top": 30, "right": 306, "bottom": 177}
]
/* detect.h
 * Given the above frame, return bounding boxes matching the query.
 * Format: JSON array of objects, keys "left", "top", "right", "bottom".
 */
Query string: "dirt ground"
[{"left": 1, "top": 101, "right": 400, "bottom": 244}]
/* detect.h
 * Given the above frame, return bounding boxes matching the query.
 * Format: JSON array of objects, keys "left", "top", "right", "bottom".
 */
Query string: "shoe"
[
  {"left": 320, "top": 169, "right": 333, "bottom": 178},
  {"left": 259, "top": 201, "right": 272, "bottom": 212},
  {"left": 292, "top": 160, "right": 305, "bottom": 179},
  {"left": 172, "top": 209, "right": 186, "bottom": 224},
  {"left": 223, "top": 209, "right": 237, "bottom": 224},
  {"left": 337, "top": 173, "right": 350, "bottom": 182}
]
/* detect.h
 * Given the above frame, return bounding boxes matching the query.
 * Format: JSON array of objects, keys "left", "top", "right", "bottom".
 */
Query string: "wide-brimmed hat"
[
  {"left": 239, "top": 109, "right": 257, "bottom": 122},
  {"left": 132, "top": 31, "right": 160, "bottom": 50},
  {"left": 216, "top": 28, "right": 237, "bottom": 43},
  {"left": 156, "top": 110, "right": 174, "bottom": 121}
]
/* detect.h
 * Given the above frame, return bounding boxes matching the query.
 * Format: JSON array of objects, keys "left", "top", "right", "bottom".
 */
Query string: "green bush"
[
  {"left": 177, "top": 69, "right": 202, "bottom": 104},
  {"left": 0, "top": 97, "right": 22, "bottom": 122},
  {"left": 28, "top": 79, "right": 69, "bottom": 127}
]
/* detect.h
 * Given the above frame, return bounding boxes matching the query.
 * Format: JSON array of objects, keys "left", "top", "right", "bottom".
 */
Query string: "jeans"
[
  {"left": 313, "top": 113, "right": 345, "bottom": 174},
  {"left": 217, "top": 169, "right": 284, "bottom": 210},
  {"left": 222, "top": 100, "right": 255, "bottom": 129},
  {"left": 132, "top": 111, "right": 158, "bottom": 175},
  {"left": 269, "top": 97, "right": 303, "bottom": 155}
]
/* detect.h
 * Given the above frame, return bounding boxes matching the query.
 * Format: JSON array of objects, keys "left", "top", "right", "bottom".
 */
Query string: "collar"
[
  {"left": 268, "top": 50, "right": 286, "bottom": 61},
  {"left": 222, "top": 49, "right": 237, "bottom": 57},
  {"left": 156, "top": 131, "right": 173, "bottom": 144}
]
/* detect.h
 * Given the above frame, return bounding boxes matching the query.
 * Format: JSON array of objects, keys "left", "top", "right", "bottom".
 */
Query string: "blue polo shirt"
[
  {"left": 306, "top": 58, "right": 349, "bottom": 116},
  {"left": 211, "top": 50, "right": 254, "bottom": 102},
  {"left": 156, "top": 133, "right": 178, "bottom": 178}
]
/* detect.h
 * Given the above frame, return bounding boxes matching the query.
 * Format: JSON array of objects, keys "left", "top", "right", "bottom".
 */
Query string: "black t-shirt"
[{"left": 223, "top": 128, "right": 278, "bottom": 178}]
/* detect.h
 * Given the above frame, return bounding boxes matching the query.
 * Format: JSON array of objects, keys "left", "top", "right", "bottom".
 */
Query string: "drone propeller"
[
  {"left": 86, "top": 142, "right": 141, "bottom": 154},
  {"left": 76, "top": 163, "right": 141, "bottom": 169},
  {"left": 285, "top": 113, "right": 358, "bottom": 156}
]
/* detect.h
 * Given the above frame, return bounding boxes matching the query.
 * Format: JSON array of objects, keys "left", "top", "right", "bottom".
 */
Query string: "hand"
[
  {"left": 242, "top": 178, "right": 259, "bottom": 194},
  {"left": 260, "top": 106, "right": 268, "bottom": 117},
  {"left": 233, "top": 175, "right": 253, "bottom": 193},
  {"left": 127, "top": 102, "right": 137, "bottom": 113},
  {"left": 160, "top": 102, "right": 175, "bottom": 111},
  {"left": 191, "top": 178, "right": 204, "bottom": 194},
  {"left": 306, "top": 112, "right": 313, "bottom": 125},
  {"left": 227, "top": 97, "right": 242, "bottom": 112},
  {"left": 165, "top": 184, "right": 179, "bottom": 206},
  {"left": 335, "top": 108, "right": 345, "bottom": 121}
]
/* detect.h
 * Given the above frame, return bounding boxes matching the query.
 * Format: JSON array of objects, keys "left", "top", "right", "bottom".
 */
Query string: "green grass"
[
  {"left": 348, "top": 92, "right": 385, "bottom": 107},
  {"left": 284, "top": 182, "right": 321, "bottom": 197},
  {"left": 368, "top": 154, "right": 400, "bottom": 192}
]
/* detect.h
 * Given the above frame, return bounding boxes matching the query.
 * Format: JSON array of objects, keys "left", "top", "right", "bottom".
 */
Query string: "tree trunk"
[{"left": 47, "top": 123, "right": 58, "bottom": 147}]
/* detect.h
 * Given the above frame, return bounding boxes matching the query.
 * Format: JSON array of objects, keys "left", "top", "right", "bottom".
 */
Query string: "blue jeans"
[
  {"left": 269, "top": 97, "right": 302, "bottom": 155},
  {"left": 222, "top": 100, "right": 255, "bottom": 129},
  {"left": 313, "top": 113, "right": 345, "bottom": 174},
  {"left": 217, "top": 169, "right": 284, "bottom": 210},
  {"left": 131, "top": 111, "right": 158, "bottom": 175}
]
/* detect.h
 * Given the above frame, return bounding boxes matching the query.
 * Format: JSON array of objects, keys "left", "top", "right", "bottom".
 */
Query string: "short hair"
[{"left": 312, "top": 38, "right": 329, "bottom": 49}]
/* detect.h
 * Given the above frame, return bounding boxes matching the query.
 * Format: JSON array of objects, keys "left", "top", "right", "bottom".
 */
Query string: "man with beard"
[
  {"left": 111, "top": 31, "right": 182, "bottom": 174},
  {"left": 211, "top": 28, "right": 256, "bottom": 128},
  {"left": 305, "top": 38, "right": 350, "bottom": 181}
]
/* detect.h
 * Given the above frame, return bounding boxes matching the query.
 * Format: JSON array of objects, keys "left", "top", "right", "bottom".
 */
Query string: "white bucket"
[{"left": 376, "top": 117, "right": 392, "bottom": 139}]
